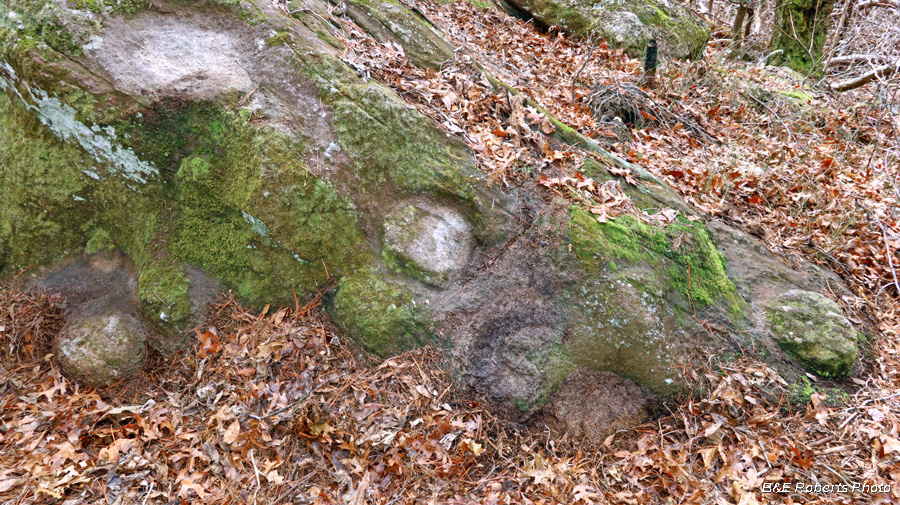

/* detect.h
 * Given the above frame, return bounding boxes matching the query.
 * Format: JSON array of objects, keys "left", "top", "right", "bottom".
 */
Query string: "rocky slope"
[{"left": 0, "top": 0, "right": 860, "bottom": 435}]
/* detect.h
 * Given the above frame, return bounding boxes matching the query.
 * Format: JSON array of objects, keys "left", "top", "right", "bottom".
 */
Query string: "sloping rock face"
[
  {"left": 0, "top": 0, "right": 857, "bottom": 435},
  {"left": 500, "top": 0, "right": 710, "bottom": 59},
  {"left": 340, "top": 0, "right": 455, "bottom": 69}
]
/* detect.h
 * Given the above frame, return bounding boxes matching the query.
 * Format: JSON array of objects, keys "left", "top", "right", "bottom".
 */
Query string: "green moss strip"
[{"left": 568, "top": 207, "right": 743, "bottom": 312}]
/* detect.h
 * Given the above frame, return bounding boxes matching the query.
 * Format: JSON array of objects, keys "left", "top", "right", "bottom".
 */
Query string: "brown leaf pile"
[
  {"left": 0, "top": 285, "right": 496, "bottom": 503},
  {"left": 2, "top": 282, "right": 899, "bottom": 503}
]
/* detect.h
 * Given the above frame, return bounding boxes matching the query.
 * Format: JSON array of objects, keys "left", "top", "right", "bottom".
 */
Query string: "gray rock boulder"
[
  {"left": 500, "top": 0, "right": 710, "bottom": 59},
  {"left": 0, "top": 0, "right": 858, "bottom": 435},
  {"left": 55, "top": 310, "right": 149, "bottom": 388},
  {"left": 766, "top": 290, "right": 858, "bottom": 378}
]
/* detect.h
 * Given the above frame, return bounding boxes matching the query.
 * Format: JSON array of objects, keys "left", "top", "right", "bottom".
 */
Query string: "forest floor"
[{"left": 1, "top": 0, "right": 899, "bottom": 503}]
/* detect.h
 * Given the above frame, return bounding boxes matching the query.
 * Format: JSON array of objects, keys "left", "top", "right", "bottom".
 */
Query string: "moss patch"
[
  {"left": 124, "top": 101, "right": 370, "bottom": 307},
  {"left": 327, "top": 82, "right": 475, "bottom": 196},
  {"left": 777, "top": 89, "right": 813, "bottom": 101},
  {"left": 765, "top": 290, "right": 857, "bottom": 378},
  {"left": 331, "top": 268, "right": 431, "bottom": 356},
  {"left": 71, "top": 0, "right": 150, "bottom": 15},
  {"left": 138, "top": 255, "right": 192, "bottom": 324},
  {"left": 769, "top": 0, "right": 835, "bottom": 73},
  {"left": 529, "top": 343, "right": 575, "bottom": 408},
  {"left": 568, "top": 207, "right": 742, "bottom": 312}
]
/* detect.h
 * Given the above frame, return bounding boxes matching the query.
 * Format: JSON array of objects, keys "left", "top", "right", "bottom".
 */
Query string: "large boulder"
[
  {"left": 500, "top": 0, "right": 710, "bottom": 59},
  {"left": 0, "top": 0, "right": 856, "bottom": 431}
]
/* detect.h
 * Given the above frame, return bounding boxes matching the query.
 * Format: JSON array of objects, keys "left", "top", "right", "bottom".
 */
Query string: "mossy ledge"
[
  {"left": 0, "top": 73, "right": 372, "bottom": 329},
  {"left": 567, "top": 206, "right": 743, "bottom": 313}
]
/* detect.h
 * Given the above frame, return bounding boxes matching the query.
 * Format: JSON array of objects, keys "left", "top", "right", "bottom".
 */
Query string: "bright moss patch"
[
  {"left": 568, "top": 207, "right": 742, "bottom": 312},
  {"left": 777, "top": 89, "right": 813, "bottom": 101},
  {"left": 123, "top": 101, "right": 370, "bottom": 307},
  {"left": 138, "top": 255, "right": 192, "bottom": 324},
  {"left": 0, "top": 92, "right": 95, "bottom": 269},
  {"left": 327, "top": 82, "right": 476, "bottom": 196},
  {"left": 331, "top": 268, "right": 431, "bottom": 356},
  {"left": 769, "top": 0, "right": 835, "bottom": 73}
]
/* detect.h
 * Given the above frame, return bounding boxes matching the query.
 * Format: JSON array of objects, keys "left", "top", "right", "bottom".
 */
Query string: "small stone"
[
  {"left": 54, "top": 311, "right": 149, "bottom": 388},
  {"left": 765, "top": 290, "right": 857, "bottom": 378}
]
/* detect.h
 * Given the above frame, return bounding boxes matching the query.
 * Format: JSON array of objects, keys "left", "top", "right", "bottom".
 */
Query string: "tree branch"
[
  {"left": 830, "top": 60, "right": 899, "bottom": 91},
  {"left": 856, "top": 0, "right": 900, "bottom": 10},
  {"left": 828, "top": 54, "right": 892, "bottom": 67}
]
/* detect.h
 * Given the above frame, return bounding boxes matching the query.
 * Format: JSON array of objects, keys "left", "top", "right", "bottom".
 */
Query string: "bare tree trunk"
[
  {"left": 823, "top": 0, "right": 858, "bottom": 72},
  {"left": 732, "top": 5, "right": 749, "bottom": 38},
  {"left": 730, "top": 4, "right": 749, "bottom": 56},
  {"left": 744, "top": 7, "right": 754, "bottom": 37}
]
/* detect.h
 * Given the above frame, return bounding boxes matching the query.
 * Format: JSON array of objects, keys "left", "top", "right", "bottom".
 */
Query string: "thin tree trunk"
[
  {"left": 824, "top": 0, "right": 858, "bottom": 72},
  {"left": 730, "top": 5, "right": 748, "bottom": 56},
  {"left": 744, "top": 7, "right": 754, "bottom": 37}
]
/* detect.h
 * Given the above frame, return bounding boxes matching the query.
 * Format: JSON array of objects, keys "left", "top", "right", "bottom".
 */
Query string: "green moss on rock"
[
  {"left": 561, "top": 206, "right": 746, "bottom": 393},
  {"left": 138, "top": 256, "right": 192, "bottom": 324},
  {"left": 0, "top": 77, "right": 372, "bottom": 319},
  {"left": 331, "top": 268, "right": 431, "bottom": 355},
  {"left": 568, "top": 207, "right": 742, "bottom": 311},
  {"left": 328, "top": 82, "right": 475, "bottom": 195},
  {"left": 766, "top": 290, "right": 857, "bottom": 378},
  {"left": 129, "top": 102, "right": 370, "bottom": 307}
]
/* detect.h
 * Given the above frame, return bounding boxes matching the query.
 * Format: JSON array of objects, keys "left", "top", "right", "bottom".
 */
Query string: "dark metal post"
[{"left": 644, "top": 38, "right": 658, "bottom": 89}]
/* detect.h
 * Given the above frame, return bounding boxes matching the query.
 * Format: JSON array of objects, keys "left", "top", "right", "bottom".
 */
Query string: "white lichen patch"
[
  {"left": 242, "top": 211, "right": 270, "bottom": 238},
  {"left": 0, "top": 61, "right": 158, "bottom": 184}
]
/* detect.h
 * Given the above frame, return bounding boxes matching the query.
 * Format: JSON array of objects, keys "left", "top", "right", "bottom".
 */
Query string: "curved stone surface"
[
  {"left": 383, "top": 200, "right": 474, "bottom": 287},
  {"left": 55, "top": 311, "right": 149, "bottom": 388},
  {"left": 766, "top": 290, "right": 858, "bottom": 378}
]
